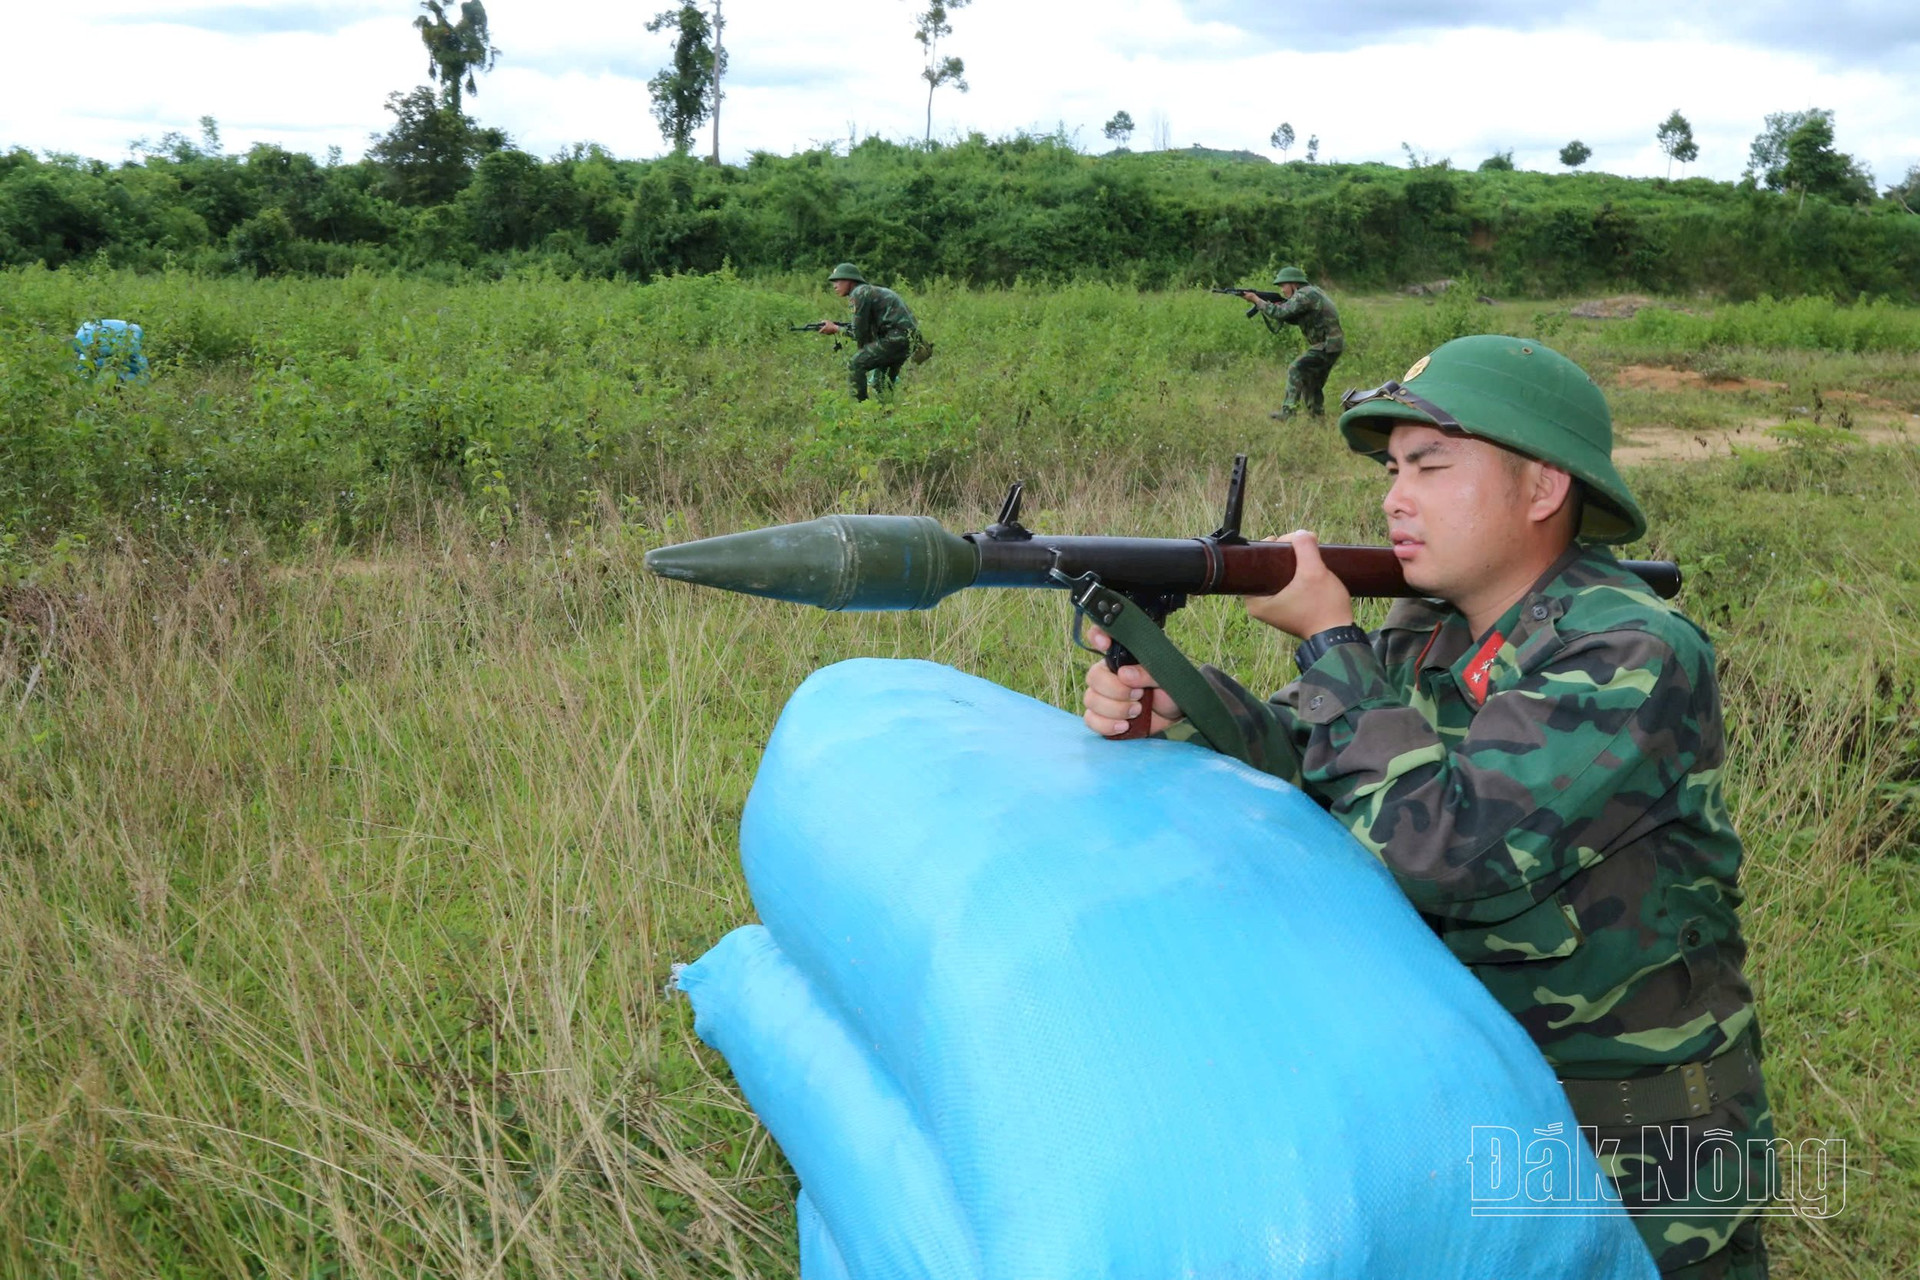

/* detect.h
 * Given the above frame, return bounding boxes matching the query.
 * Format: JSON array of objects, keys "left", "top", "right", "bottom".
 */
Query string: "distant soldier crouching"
[{"left": 815, "top": 263, "right": 923, "bottom": 402}]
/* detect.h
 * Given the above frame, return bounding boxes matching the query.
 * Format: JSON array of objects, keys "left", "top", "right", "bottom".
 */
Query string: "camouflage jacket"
[
  {"left": 1256, "top": 285, "right": 1344, "bottom": 353},
  {"left": 845, "top": 283, "right": 918, "bottom": 348},
  {"left": 1167, "top": 545, "right": 1755, "bottom": 1076}
]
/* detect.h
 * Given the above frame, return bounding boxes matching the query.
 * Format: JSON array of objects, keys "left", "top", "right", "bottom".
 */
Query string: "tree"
[
  {"left": 1478, "top": 149, "right": 1514, "bottom": 171},
  {"left": 413, "top": 0, "right": 500, "bottom": 113},
  {"left": 229, "top": 206, "right": 296, "bottom": 276},
  {"left": 1559, "top": 139, "right": 1591, "bottom": 169},
  {"left": 1780, "top": 113, "right": 1875, "bottom": 204},
  {"left": 1149, "top": 111, "right": 1171, "bottom": 151},
  {"left": 1656, "top": 110, "right": 1697, "bottom": 178},
  {"left": 646, "top": 5, "right": 720, "bottom": 153},
  {"left": 1888, "top": 164, "right": 1920, "bottom": 214},
  {"left": 367, "top": 86, "right": 502, "bottom": 206},
  {"left": 465, "top": 148, "right": 553, "bottom": 251},
  {"left": 912, "top": 1, "right": 971, "bottom": 144},
  {"left": 1102, "top": 111, "right": 1134, "bottom": 148},
  {"left": 1744, "top": 109, "right": 1874, "bottom": 203},
  {"left": 1746, "top": 109, "right": 1821, "bottom": 188},
  {"left": 1269, "top": 123, "right": 1294, "bottom": 157},
  {"left": 1304, "top": 134, "right": 1318, "bottom": 163},
  {"left": 707, "top": 0, "right": 727, "bottom": 164}
]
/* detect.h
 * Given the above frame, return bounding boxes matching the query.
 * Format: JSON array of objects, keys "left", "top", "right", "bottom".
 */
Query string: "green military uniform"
[
  {"left": 1164, "top": 338, "right": 1771, "bottom": 1278},
  {"left": 827, "top": 264, "right": 920, "bottom": 402},
  {"left": 1257, "top": 268, "right": 1344, "bottom": 419}
]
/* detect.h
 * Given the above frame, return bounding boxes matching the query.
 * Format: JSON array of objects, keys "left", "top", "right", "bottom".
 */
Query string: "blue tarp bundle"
[
  {"left": 678, "top": 658, "right": 1656, "bottom": 1279},
  {"left": 73, "top": 319, "right": 149, "bottom": 381}
]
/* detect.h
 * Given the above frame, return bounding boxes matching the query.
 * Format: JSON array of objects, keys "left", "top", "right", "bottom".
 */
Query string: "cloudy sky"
[{"left": 3, "top": 0, "right": 1915, "bottom": 184}]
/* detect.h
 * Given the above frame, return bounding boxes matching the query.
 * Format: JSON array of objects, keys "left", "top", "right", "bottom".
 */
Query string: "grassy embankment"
[
  {"left": 11, "top": 136, "right": 1920, "bottom": 302},
  {"left": 2, "top": 270, "right": 1917, "bottom": 1278}
]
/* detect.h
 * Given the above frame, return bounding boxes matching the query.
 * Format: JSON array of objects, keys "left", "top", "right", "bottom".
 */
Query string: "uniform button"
[
  {"left": 1308, "top": 695, "right": 1325, "bottom": 711},
  {"left": 1684, "top": 928, "right": 1703, "bottom": 946},
  {"left": 1530, "top": 604, "right": 1549, "bottom": 620}
]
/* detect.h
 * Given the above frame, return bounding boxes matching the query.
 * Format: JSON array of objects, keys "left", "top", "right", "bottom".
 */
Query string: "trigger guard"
[
  {"left": 1051, "top": 566, "right": 1108, "bottom": 657},
  {"left": 1069, "top": 602, "right": 1102, "bottom": 657}
]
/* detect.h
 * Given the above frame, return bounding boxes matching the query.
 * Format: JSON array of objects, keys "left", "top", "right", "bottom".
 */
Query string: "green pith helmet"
[
  {"left": 827, "top": 262, "right": 865, "bottom": 284},
  {"left": 1337, "top": 334, "right": 1647, "bottom": 544},
  {"left": 1272, "top": 266, "right": 1309, "bottom": 285}
]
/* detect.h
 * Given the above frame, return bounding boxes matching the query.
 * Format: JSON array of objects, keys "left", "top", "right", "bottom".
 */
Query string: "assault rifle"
[
  {"left": 791, "top": 320, "right": 845, "bottom": 351},
  {"left": 645, "top": 456, "right": 1683, "bottom": 751},
  {"left": 1211, "top": 286, "right": 1285, "bottom": 319}
]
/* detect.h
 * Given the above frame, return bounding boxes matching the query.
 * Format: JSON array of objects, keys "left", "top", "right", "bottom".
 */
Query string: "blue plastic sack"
[
  {"left": 678, "top": 658, "right": 1657, "bottom": 1279},
  {"left": 73, "top": 319, "right": 149, "bottom": 381}
]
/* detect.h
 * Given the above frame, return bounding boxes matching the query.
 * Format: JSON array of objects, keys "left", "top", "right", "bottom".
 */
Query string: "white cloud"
[{"left": 1, "top": 0, "right": 1914, "bottom": 185}]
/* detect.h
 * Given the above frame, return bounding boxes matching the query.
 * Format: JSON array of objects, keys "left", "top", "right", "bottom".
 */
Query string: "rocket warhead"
[{"left": 644, "top": 515, "right": 982, "bottom": 611}]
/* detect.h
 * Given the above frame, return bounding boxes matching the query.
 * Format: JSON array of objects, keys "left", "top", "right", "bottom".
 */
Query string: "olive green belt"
[{"left": 1559, "top": 1034, "right": 1762, "bottom": 1128}]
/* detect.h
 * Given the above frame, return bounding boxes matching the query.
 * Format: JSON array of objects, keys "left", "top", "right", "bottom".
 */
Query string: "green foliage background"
[{"left": 5, "top": 135, "right": 1920, "bottom": 298}]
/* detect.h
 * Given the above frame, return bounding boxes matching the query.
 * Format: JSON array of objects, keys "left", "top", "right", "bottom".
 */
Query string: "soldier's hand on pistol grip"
[
  {"left": 1082, "top": 625, "right": 1186, "bottom": 738},
  {"left": 1241, "top": 291, "right": 1264, "bottom": 305},
  {"left": 1244, "top": 530, "right": 1356, "bottom": 640},
  {"left": 818, "top": 320, "right": 843, "bottom": 336}
]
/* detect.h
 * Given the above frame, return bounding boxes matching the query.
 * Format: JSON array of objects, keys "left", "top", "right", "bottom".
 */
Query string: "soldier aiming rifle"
[
  {"left": 1226, "top": 266, "right": 1344, "bottom": 421},
  {"left": 808, "top": 263, "right": 931, "bottom": 402}
]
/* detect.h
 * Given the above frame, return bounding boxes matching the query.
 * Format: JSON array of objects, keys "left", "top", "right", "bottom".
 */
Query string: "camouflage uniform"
[
  {"left": 842, "top": 282, "right": 919, "bottom": 402},
  {"left": 1166, "top": 544, "right": 1772, "bottom": 1276},
  {"left": 1256, "top": 285, "right": 1344, "bottom": 419}
]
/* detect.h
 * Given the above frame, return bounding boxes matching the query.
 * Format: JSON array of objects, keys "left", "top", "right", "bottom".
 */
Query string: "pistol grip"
[{"left": 1104, "top": 642, "right": 1155, "bottom": 740}]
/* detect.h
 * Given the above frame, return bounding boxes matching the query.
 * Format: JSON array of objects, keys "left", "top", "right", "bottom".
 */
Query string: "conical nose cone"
[
  {"left": 645, "top": 515, "right": 978, "bottom": 611},
  {"left": 644, "top": 520, "right": 847, "bottom": 606}
]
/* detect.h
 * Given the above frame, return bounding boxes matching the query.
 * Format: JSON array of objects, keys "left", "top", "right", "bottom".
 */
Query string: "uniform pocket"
[
  {"left": 1441, "top": 891, "right": 1586, "bottom": 965},
  {"left": 1662, "top": 880, "right": 1733, "bottom": 1006}
]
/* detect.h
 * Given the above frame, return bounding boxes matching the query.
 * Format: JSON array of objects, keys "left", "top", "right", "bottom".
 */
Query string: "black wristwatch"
[{"left": 1294, "top": 624, "right": 1370, "bottom": 673}]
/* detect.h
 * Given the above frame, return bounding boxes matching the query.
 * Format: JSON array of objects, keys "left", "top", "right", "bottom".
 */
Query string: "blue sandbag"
[
  {"left": 678, "top": 926, "right": 977, "bottom": 1276},
  {"left": 73, "top": 319, "right": 149, "bottom": 381},
  {"left": 678, "top": 658, "right": 1656, "bottom": 1279},
  {"left": 797, "top": 1187, "right": 853, "bottom": 1280}
]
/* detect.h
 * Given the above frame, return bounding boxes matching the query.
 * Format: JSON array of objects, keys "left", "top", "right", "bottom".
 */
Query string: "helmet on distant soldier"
[
  {"left": 1336, "top": 334, "right": 1647, "bottom": 543},
  {"left": 827, "top": 263, "right": 866, "bottom": 283},
  {"left": 1272, "top": 266, "right": 1309, "bottom": 285}
]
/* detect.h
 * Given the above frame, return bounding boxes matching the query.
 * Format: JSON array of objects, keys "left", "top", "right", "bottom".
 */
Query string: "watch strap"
[{"left": 1295, "top": 624, "right": 1370, "bottom": 673}]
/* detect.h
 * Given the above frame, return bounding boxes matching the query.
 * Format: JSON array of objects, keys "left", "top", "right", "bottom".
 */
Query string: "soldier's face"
[
  {"left": 831, "top": 279, "right": 855, "bottom": 297},
  {"left": 1279, "top": 282, "right": 1298, "bottom": 298},
  {"left": 1380, "top": 425, "right": 1534, "bottom": 598}
]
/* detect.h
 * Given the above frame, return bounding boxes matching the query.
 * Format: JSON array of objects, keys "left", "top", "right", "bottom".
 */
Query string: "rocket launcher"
[{"left": 644, "top": 456, "right": 1681, "bottom": 753}]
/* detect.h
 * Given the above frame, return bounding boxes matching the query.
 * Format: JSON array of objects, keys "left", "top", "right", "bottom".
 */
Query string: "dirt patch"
[
  {"left": 1611, "top": 365, "right": 1786, "bottom": 394},
  {"left": 1616, "top": 418, "right": 1917, "bottom": 464},
  {"left": 1570, "top": 296, "right": 1669, "bottom": 320},
  {"left": 1608, "top": 364, "right": 1919, "bottom": 462},
  {"left": 1823, "top": 389, "right": 1913, "bottom": 415}
]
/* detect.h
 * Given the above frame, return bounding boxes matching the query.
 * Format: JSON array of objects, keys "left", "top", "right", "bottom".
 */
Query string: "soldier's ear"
[{"left": 1527, "top": 462, "right": 1576, "bottom": 528}]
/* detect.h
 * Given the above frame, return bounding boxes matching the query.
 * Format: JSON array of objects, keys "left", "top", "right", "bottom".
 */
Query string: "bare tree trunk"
[
  {"left": 925, "top": 80, "right": 934, "bottom": 144},
  {"left": 709, "top": 0, "right": 723, "bottom": 164}
]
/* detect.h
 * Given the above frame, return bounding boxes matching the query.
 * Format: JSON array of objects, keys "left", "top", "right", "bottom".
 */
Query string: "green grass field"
[{"left": 2, "top": 270, "right": 1917, "bottom": 1278}]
